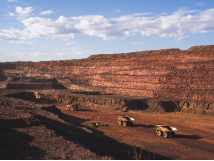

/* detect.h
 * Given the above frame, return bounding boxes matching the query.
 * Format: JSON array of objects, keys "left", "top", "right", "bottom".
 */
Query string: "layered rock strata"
[{"left": 1, "top": 45, "right": 214, "bottom": 114}]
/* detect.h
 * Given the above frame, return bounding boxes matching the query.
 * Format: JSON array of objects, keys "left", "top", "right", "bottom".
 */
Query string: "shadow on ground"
[
  {"left": 132, "top": 124, "right": 156, "bottom": 128},
  {"left": 39, "top": 105, "right": 170, "bottom": 160},
  {"left": 174, "top": 134, "right": 203, "bottom": 139},
  {"left": 0, "top": 119, "right": 45, "bottom": 159},
  {"left": 6, "top": 83, "right": 67, "bottom": 90},
  {"left": 0, "top": 70, "right": 7, "bottom": 81}
]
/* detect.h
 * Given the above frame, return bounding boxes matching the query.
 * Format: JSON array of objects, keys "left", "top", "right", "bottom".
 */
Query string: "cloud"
[
  {"left": 11, "top": 48, "right": 92, "bottom": 57},
  {"left": 113, "top": 8, "right": 121, "bottom": 13},
  {"left": 15, "top": 6, "right": 34, "bottom": 18},
  {"left": 66, "top": 41, "right": 75, "bottom": 45},
  {"left": 70, "top": 47, "right": 92, "bottom": 55},
  {"left": 1, "top": 7, "right": 214, "bottom": 43},
  {"left": 21, "top": 16, "right": 75, "bottom": 39},
  {"left": 133, "top": 41, "right": 146, "bottom": 46},
  {"left": 0, "top": 28, "right": 32, "bottom": 44},
  {"left": 132, "top": 13, "right": 152, "bottom": 16},
  {"left": 40, "top": 10, "right": 53, "bottom": 15},
  {"left": 7, "top": 6, "right": 34, "bottom": 18},
  {"left": 12, "top": 51, "right": 68, "bottom": 57},
  {"left": 31, "top": 52, "right": 67, "bottom": 57},
  {"left": 7, "top": 0, "right": 17, "bottom": 2},
  {"left": 196, "top": 2, "right": 205, "bottom": 6},
  {"left": 7, "top": 12, "right": 15, "bottom": 17}
]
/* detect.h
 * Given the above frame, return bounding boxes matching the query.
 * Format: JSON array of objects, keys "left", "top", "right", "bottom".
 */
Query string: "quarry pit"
[{"left": 0, "top": 45, "right": 214, "bottom": 159}]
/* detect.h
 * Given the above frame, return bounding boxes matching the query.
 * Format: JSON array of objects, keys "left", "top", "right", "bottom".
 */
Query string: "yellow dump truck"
[
  {"left": 66, "top": 104, "right": 78, "bottom": 111},
  {"left": 34, "top": 92, "right": 45, "bottom": 99},
  {"left": 156, "top": 124, "right": 177, "bottom": 138},
  {"left": 118, "top": 115, "right": 135, "bottom": 126}
]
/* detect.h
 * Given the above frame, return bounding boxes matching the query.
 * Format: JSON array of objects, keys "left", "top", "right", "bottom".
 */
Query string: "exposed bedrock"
[
  {"left": 2, "top": 45, "right": 214, "bottom": 114},
  {"left": 6, "top": 92, "right": 214, "bottom": 115},
  {"left": 8, "top": 45, "right": 214, "bottom": 101}
]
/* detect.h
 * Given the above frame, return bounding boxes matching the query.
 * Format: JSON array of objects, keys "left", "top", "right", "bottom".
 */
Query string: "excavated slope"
[
  {"left": 8, "top": 45, "right": 214, "bottom": 101},
  {"left": 1, "top": 45, "right": 214, "bottom": 114}
]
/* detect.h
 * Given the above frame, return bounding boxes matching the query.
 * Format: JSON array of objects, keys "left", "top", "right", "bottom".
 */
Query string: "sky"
[{"left": 0, "top": 0, "right": 214, "bottom": 62}]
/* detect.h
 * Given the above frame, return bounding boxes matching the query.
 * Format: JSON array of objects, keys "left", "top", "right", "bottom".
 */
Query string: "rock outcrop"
[{"left": 1, "top": 45, "right": 214, "bottom": 114}]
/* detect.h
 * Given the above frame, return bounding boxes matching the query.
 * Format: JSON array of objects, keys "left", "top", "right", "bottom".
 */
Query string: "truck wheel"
[
  {"left": 67, "top": 107, "right": 70, "bottom": 110},
  {"left": 123, "top": 121, "right": 127, "bottom": 127},
  {"left": 163, "top": 132, "right": 168, "bottom": 138},
  {"left": 118, "top": 120, "right": 122, "bottom": 125},
  {"left": 70, "top": 108, "right": 74, "bottom": 111},
  {"left": 157, "top": 130, "right": 162, "bottom": 136}
]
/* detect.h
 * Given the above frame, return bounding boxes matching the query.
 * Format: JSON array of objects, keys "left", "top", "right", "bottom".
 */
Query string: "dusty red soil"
[
  {"left": 2, "top": 92, "right": 214, "bottom": 159},
  {"left": 0, "top": 95, "right": 111, "bottom": 160},
  {"left": 54, "top": 103, "right": 214, "bottom": 160}
]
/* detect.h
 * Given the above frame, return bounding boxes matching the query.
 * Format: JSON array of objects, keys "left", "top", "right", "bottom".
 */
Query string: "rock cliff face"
[{"left": 1, "top": 45, "right": 214, "bottom": 114}]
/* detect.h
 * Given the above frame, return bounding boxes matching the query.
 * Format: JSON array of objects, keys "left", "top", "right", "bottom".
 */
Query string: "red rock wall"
[{"left": 8, "top": 45, "right": 214, "bottom": 101}]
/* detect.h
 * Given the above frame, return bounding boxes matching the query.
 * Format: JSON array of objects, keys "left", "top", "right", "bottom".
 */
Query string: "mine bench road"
[{"left": 55, "top": 104, "right": 214, "bottom": 160}]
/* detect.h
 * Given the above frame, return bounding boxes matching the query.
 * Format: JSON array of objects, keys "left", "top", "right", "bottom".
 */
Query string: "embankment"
[
  {"left": 6, "top": 91, "right": 214, "bottom": 115},
  {"left": 1, "top": 45, "right": 214, "bottom": 114}
]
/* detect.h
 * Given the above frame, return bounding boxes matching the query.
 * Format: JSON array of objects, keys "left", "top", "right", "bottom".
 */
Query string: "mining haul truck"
[
  {"left": 118, "top": 115, "right": 135, "bottom": 126},
  {"left": 66, "top": 104, "right": 78, "bottom": 111},
  {"left": 156, "top": 124, "right": 177, "bottom": 138},
  {"left": 34, "top": 92, "right": 45, "bottom": 99}
]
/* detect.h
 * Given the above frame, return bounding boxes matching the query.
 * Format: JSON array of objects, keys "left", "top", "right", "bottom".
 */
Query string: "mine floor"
[
  {"left": 1, "top": 89, "right": 214, "bottom": 159},
  {"left": 54, "top": 103, "right": 214, "bottom": 159}
]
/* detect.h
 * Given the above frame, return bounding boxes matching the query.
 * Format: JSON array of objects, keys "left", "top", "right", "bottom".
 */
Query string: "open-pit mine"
[{"left": 0, "top": 45, "right": 214, "bottom": 159}]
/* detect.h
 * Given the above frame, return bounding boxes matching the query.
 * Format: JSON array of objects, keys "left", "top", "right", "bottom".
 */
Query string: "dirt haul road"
[{"left": 55, "top": 104, "right": 214, "bottom": 160}]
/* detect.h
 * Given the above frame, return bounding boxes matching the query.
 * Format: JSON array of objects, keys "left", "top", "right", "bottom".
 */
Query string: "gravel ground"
[{"left": 0, "top": 95, "right": 112, "bottom": 160}]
